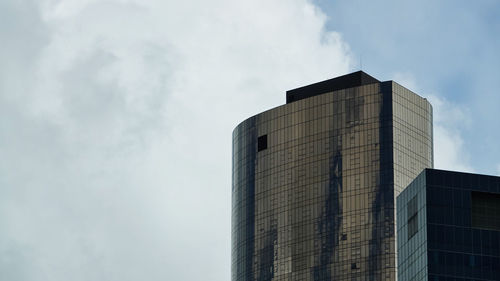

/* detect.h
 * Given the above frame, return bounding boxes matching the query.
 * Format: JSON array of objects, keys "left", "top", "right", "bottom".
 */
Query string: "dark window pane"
[
  {"left": 257, "top": 135, "right": 267, "bottom": 151},
  {"left": 408, "top": 214, "right": 418, "bottom": 240},
  {"left": 408, "top": 195, "right": 418, "bottom": 216},
  {"left": 471, "top": 191, "right": 500, "bottom": 231},
  {"left": 407, "top": 195, "right": 418, "bottom": 240}
]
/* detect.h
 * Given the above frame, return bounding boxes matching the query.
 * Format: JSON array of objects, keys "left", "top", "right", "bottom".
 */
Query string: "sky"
[{"left": 0, "top": 0, "right": 499, "bottom": 280}]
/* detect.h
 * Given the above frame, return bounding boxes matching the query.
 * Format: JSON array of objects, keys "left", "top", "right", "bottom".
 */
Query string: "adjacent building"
[
  {"left": 232, "top": 71, "right": 433, "bottom": 281},
  {"left": 397, "top": 169, "right": 500, "bottom": 281}
]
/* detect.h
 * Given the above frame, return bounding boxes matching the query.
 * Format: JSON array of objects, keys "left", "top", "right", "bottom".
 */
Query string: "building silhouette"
[
  {"left": 232, "top": 71, "right": 433, "bottom": 281},
  {"left": 397, "top": 169, "right": 500, "bottom": 281}
]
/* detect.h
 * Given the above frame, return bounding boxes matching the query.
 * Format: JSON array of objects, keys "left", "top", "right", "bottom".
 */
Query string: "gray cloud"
[{"left": 0, "top": 0, "right": 352, "bottom": 280}]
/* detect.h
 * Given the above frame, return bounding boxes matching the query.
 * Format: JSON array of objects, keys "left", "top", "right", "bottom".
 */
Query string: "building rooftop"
[{"left": 286, "top": 71, "right": 380, "bottom": 103}]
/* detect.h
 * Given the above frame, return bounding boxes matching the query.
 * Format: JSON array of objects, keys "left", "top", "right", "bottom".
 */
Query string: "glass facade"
[
  {"left": 397, "top": 172, "right": 428, "bottom": 281},
  {"left": 233, "top": 72, "right": 433, "bottom": 281},
  {"left": 397, "top": 169, "right": 500, "bottom": 281}
]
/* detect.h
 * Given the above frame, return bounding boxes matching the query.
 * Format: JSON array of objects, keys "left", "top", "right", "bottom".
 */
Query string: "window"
[
  {"left": 471, "top": 191, "right": 500, "bottom": 231},
  {"left": 408, "top": 195, "right": 418, "bottom": 240},
  {"left": 257, "top": 135, "right": 267, "bottom": 152}
]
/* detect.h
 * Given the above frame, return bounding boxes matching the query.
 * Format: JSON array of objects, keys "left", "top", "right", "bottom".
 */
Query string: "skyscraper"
[
  {"left": 397, "top": 169, "right": 500, "bottom": 281},
  {"left": 232, "top": 71, "right": 433, "bottom": 281}
]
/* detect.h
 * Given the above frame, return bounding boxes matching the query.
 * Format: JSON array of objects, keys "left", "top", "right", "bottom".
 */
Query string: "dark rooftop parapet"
[{"left": 286, "top": 71, "right": 380, "bottom": 103}]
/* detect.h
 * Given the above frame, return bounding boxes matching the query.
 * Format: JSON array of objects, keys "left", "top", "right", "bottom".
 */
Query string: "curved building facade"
[{"left": 232, "top": 72, "right": 433, "bottom": 281}]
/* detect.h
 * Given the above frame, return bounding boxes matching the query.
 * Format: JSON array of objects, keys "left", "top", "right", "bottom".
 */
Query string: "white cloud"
[
  {"left": 427, "top": 95, "right": 474, "bottom": 173},
  {"left": 390, "top": 73, "right": 474, "bottom": 173},
  {"left": 392, "top": 72, "right": 418, "bottom": 92},
  {"left": 0, "top": 0, "right": 352, "bottom": 280}
]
